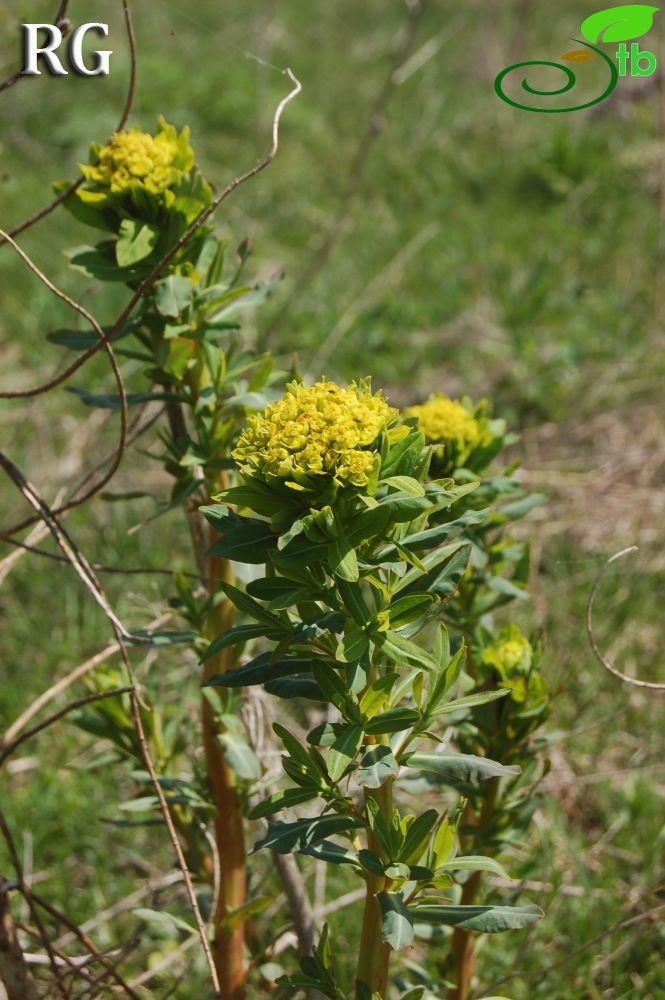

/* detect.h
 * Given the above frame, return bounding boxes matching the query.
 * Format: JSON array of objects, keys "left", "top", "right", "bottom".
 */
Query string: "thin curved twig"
[
  {"left": 0, "top": 229, "right": 129, "bottom": 518},
  {"left": 587, "top": 546, "right": 665, "bottom": 691},
  {"left": 0, "top": 535, "right": 198, "bottom": 580},
  {"left": 0, "top": 687, "right": 133, "bottom": 766},
  {"left": 0, "top": 613, "right": 172, "bottom": 749},
  {"left": 0, "top": 403, "right": 163, "bottom": 541}
]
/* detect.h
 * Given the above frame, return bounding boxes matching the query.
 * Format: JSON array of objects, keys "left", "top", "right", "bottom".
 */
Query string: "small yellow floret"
[{"left": 233, "top": 379, "right": 394, "bottom": 489}]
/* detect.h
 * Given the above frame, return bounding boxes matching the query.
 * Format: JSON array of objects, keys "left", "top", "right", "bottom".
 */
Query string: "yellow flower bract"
[
  {"left": 483, "top": 626, "right": 533, "bottom": 677},
  {"left": 80, "top": 117, "right": 194, "bottom": 206},
  {"left": 233, "top": 379, "right": 394, "bottom": 489},
  {"left": 406, "top": 395, "right": 483, "bottom": 452}
]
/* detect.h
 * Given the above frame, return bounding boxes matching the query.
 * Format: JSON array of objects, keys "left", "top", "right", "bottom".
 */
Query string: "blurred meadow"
[{"left": 1, "top": 0, "right": 664, "bottom": 997}]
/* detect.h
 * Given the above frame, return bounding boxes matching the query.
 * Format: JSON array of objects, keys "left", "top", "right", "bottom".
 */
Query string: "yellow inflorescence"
[
  {"left": 483, "top": 625, "right": 533, "bottom": 677},
  {"left": 233, "top": 379, "right": 395, "bottom": 489},
  {"left": 406, "top": 395, "right": 484, "bottom": 453},
  {"left": 495, "top": 636, "right": 532, "bottom": 672},
  {"left": 79, "top": 117, "right": 194, "bottom": 206}
]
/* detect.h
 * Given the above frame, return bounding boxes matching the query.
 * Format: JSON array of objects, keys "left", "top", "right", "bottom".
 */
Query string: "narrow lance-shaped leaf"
[
  {"left": 411, "top": 903, "right": 543, "bottom": 932},
  {"left": 402, "top": 752, "right": 520, "bottom": 783}
]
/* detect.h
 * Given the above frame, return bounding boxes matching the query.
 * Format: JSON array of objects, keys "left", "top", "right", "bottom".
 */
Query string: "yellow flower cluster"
[
  {"left": 233, "top": 379, "right": 394, "bottom": 489},
  {"left": 79, "top": 117, "right": 194, "bottom": 207},
  {"left": 406, "top": 395, "right": 484, "bottom": 452},
  {"left": 482, "top": 625, "right": 534, "bottom": 703}
]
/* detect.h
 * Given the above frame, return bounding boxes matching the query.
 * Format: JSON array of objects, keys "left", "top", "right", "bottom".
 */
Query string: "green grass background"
[{"left": 1, "top": 1, "right": 664, "bottom": 997}]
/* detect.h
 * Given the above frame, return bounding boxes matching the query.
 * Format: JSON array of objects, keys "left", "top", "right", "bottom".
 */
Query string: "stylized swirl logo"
[{"left": 494, "top": 39, "right": 618, "bottom": 113}]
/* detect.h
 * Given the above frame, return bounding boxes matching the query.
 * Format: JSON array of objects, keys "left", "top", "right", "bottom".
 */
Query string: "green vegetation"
[{"left": 1, "top": 1, "right": 663, "bottom": 997}]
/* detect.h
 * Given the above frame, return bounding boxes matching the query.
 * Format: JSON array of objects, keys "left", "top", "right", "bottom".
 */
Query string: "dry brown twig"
[{"left": 587, "top": 546, "right": 665, "bottom": 691}]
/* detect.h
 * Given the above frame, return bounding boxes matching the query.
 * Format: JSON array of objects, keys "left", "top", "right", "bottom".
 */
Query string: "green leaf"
[
  {"left": 247, "top": 576, "right": 316, "bottom": 609},
  {"left": 216, "top": 729, "right": 261, "bottom": 780},
  {"left": 337, "top": 579, "right": 373, "bottom": 626},
  {"left": 47, "top": 323, "right": 134, "bottom": 351},
  {"left": 249, "top": 787, "right": 318, "bottom": 819},
  {"left": 357, "top": 745, "right": 399, "bottom": 788},
  {"left": 273, "top": 722, "right": 321, "bottom": 773},
  {"left": 207, "top": 521, "right": 277, "bottom": 564},
  {"left": 265, "top": 675, "right": 325, "bottom": 701},
  {"left": 378, "top": 892, "right": 415, "bottom": 950},
  {"left": 132, "top": 907, "right": 194, "bottom": 936},
  {"left": 203, "top": 653, "right": 315, "bottom": 688},
  {"left": 381, "top": 476, "right": 426, "bottom": 497},
  {"left": 365, "top": 707, "right": 420, "bottom": 735},
  {"left": 380, "top": 631, "right": 441, "bottom": 672},
  {"left": 410, "top": 903, "right": 542, "bottom": 932},
  {"left": 67, "top": 387, "right": 178, "bottom": 410},
  {"left": 580, "top": 5, "right": 658, "bottom": 43},
  {"left": 345, "top": 506, "right": 392, "bottom": 547},
  {"left": 200, "top": 624, "right": 272, "bottom": 664},
  {"left": 300, "top": 840, "right": 362, "bottom": 869},
  {"left": 365, "top": 798, "right": 396, "bottom": 857},
  {"left": 431, "top": 688, "right": 510, "bottom": 718},
  {"left": 394, "top": 542, "right": 470, "bottom": 597},
  {"left": 326, "top": 724, "right": 363, "bottom": 782},
  {"left": 253, "top": 814, "right": 363, "bottom": 854},
  {"left": 155, "top": 275, "right": 193, "bottom": 318},
  {"left": 378, "top": 492, "right": 431, "bottom": 522},
  {"left": 212, "top": 485, "right": 285, "bottom": 519},
  {"left": 336, "top": 626, "right": 371, "bottom": 664},
  {"left": 387, "top": 594, "right": 435, "bottom": 629},
  {"left": 359, "top": 674, "right": 397, "bottom": 719},
  {"left": 328, "top": 534, "right": 359, "bottom": 582},
  {"left": 116, "top": 219, "right": 158, "bottom": 267},
  {"left": 380, "top": 429, "right": 426, "bottom": 479},
  {"left": 218, "top": 582, "right": 285, "bottom": 627},
  {"left": 440, "top": 855, "right": 511, "bottom": 879},
  {"left": 403, "top": 752, "right": 520, "bottom": 783},
  {"left": 358, "top": 849, "right": 385, "bottom": 875},
  {"left": 399, "top": 809, "right": 439, "bottom": 865},
  {"left": 67, "top": 244, "right": 139, "bottom": 282},
  {"left": 398, "top": 508, "right": 489, "bottom": 551}
]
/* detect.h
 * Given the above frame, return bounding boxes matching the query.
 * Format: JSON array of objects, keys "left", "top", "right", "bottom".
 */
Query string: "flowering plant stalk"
[
  {"left": 58, "top": 117, "right": 287, "bottom": 999},
  {"left": 202, "top": 379, "right": 543, "bottom": 998},
  {"left": 49, "top": 115, "right": 550, "bottom": 998}
]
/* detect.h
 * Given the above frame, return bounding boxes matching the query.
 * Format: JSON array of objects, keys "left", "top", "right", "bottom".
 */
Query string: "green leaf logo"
[{"left": 580, "top": 4, "right": 659, "bottom": 43}]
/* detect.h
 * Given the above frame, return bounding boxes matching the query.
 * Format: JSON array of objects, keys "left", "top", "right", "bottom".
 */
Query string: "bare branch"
[
  {"left": 1, "top": 614, "right": 171, "bottom": 749},
  {"left": 0, "top": 688, "right": 133, "bottom": 767},
  {"left": 587, "top": 546, "right": 665, "bottom": 691},
  {"left": 0, "top": 891, "right": 39, "bottom": 1000}
]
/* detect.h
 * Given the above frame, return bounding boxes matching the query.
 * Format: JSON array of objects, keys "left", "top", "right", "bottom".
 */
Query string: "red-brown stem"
[
  {"left": 448, "top": 869, "right": 482, "bottom": 1000},
  {"left": 202, "top": 549, "right": 246, "bottom": 1000},
  {"left": 447, "top": 777, "right": 500, "bottom": 1000},
  {"left": 356, "top": 779, "right": 393, "bottom": 998}
]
